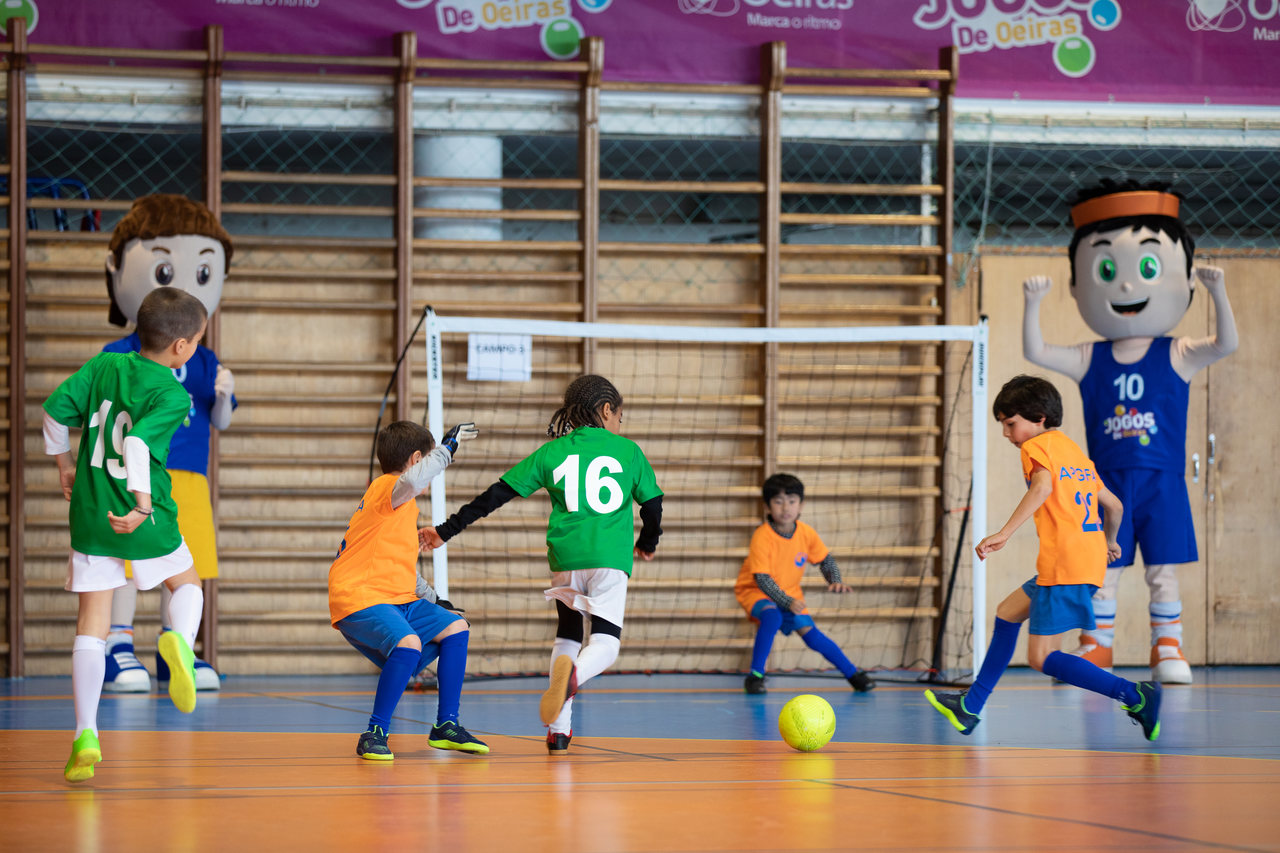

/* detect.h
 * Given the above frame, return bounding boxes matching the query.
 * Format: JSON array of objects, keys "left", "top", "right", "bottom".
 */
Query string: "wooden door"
[{"left": 1204, "top": 259, "right": 1279, "bottom": 663}]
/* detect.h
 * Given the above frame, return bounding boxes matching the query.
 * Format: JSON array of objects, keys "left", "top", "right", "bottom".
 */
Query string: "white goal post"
[{"left": 424, "top": 309, "right": 989, "bottom": 677}]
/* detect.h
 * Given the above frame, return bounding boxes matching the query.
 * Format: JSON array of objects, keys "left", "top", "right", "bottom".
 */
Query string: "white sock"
[
  {"left": 550, "top": 697, "right": 574, "bottom": 734},
  {"left": 548, "top": 638, "right": 582, "bottom": 733},
  {"left": 166, "top": 584, "right": 204, "bottom": 649},
  {"left": 160, "top": 584, "right": 174, "bottom": 632},
  {"left": 575, "top": 633, "right": 621, "bottom": 687},
  {"left": 72, "top": 635, "right": 107, "bottom": 737}
]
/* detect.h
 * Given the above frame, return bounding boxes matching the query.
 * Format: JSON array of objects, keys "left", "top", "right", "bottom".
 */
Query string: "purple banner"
[{"left": 16, "top": 0, "right": 1280, "bottom": 104}]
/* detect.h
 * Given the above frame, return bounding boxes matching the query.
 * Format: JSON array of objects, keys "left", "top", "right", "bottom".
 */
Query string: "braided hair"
[{"left": 547, "top": 374, "right": 623, "bottom": 438}]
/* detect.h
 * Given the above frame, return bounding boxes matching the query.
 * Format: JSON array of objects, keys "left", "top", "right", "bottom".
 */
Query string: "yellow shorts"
[{"left": 125, "top": 471, "right": 219, "bottom": 580}]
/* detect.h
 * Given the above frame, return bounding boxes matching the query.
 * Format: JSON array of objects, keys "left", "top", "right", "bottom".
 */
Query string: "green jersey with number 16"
[
  {"left": 44, "top": 351, "right": 190, "bottom": 559},
  {"left": 501, "top": 426, "right": 662, "bottom": 575}
]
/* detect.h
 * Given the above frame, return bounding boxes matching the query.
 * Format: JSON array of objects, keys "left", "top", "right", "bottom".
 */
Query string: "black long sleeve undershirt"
[
  {"left": 435, "top": 480, "right": 519, "bottom": 542},
  {"left": 636, "top": 494, "right": 663, "bottom": 553},
  {"left": 436, "top": 482, "right": 664, "bottom": 556}
]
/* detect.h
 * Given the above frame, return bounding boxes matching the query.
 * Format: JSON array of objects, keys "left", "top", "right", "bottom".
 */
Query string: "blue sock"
[
  {"left": 800, "top": 627, "right": 858, "bottom": 678},
  {"left": 434, "top": 631, "right": 469, "bottom": 726},
  {"left": 966, "top": 617, "right": 1020, "bottom": 714},
  {"left": 1042, "top": 651, "right": 1139, "bottom": 705},
  {"left": 369, "top": 646, "right": 422, "bottom": 732},
  {"left": 750, "top": 607, "right": 782, "bottom": 675}
]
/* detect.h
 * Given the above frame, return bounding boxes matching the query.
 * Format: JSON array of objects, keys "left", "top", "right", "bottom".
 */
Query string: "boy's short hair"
[
  {"left": 136, "top": 288, "right": 208, "bottom": 353},
  {"left": 762, "top": 473, "right": 804, "bottom": 503},
  {"left": 992, "top": 374, "right": 1063, "bottom": 428},
  {"left": 377, "top": 421, "right": 435, "bottom": 475}
]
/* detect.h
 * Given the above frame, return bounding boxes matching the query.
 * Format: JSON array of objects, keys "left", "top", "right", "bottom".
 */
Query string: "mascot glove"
[{"left": 215, "top": 365, "right": 235, "bottom": 398}]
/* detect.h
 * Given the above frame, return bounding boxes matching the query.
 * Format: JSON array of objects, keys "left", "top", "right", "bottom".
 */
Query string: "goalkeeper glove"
[{"left": 441, "top": 422, "right": 478, "bottom": 455}]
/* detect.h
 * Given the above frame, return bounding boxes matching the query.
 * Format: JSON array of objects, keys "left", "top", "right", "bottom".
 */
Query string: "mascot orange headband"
[{"left": 1070, "top": 190, "right": 1180, "bottom": 229}]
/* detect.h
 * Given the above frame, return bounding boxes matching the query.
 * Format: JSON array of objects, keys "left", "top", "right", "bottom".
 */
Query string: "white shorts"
[
  {"left": 544, "top": 567, "right": 629, "bottom": 629},
  {"left": 65, "top": 540, "right": 194, "bottom": 593}
]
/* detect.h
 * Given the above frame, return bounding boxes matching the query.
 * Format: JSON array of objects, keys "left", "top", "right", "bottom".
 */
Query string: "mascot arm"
[
  {"left": 1174, "top": 266, "right": 1239, "bottom": 380},
  {"left": 1022, "top": 275, "right": 1091, "bottom": 382},
  {"left": 211, "top": 365, "right": 235, "bottom": 430}
]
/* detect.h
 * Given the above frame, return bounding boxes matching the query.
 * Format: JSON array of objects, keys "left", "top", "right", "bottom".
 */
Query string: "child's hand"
[
  {"left": 58, "top": 466, "right": 75, "bottom": 501},
  {"left": 1106, "top": 540, "right": 1122, "bottom": 563},
  {"left": 419, "top": 527, "right": 445, "bottom": 551},
  {"left": 827, "top": 581, "right": 852, "bottom": 594},
  {"left": 788, "top": 599, "right": 806, "bottom": 615},
  {"left": 106, "top": 508, "right": 148, "bottom": 535},
  {"left": 975, "top": 531, "right": 1009, "bottom": 560},
  {"left": 634, "top": 548, "right": 655, "bottom": 561}
]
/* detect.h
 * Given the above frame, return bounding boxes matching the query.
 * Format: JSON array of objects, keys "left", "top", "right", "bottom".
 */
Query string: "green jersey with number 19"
[
  {"left": 501, "top": 425, "right": 662, "bottom": 575},
  {"left": 44, "top": 351, "right": 190, "bottom": 559}
]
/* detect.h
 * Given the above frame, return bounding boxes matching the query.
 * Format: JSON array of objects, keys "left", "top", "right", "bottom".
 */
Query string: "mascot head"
[
  {"left": 106, "top": 194, "right": 233, "bottom": 328},
  {"left": 1067, "top": 179, "right": 1196, "bottom": 341}
]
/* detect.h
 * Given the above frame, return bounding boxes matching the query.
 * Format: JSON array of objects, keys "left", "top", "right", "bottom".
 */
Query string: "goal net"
[{"left": 421, "top": 311, "right": 987, "bottom": 683}]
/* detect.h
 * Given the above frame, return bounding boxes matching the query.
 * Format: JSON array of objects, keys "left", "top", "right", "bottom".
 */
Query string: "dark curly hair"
[{"left": 547, "top": 375, "right": 623, "bottom": 438}]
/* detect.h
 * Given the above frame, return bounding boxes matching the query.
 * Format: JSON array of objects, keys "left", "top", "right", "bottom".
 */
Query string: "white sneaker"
[{"left": 103, "top": 642, "right": 152, "bottom": 693}]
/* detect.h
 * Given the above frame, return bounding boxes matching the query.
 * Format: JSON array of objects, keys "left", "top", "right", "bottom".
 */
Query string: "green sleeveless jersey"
[
  {"left": 501, "top": 426, "right": 662, "bottom": 575},
  {"left": 44, "top": 352, "right": 190, "bottom": 559}
]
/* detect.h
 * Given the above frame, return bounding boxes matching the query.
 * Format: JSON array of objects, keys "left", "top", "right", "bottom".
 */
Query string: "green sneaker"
[
  {"left": 1122, "top": 681, "right": 1162, "bottom": 742},
  {"left": 925, "top": 689, "right": 981, "bottom": 735},
  {"left": 64, "top": 730, "right": 102, "bottom": 783},
  {"left": 357, "top": 726, "right": 394, "bottom": 761},
  {"left": 428, "top": 721, "right": 490, "bottom": 755},
  {"left": 157, "top": 631, "right": 197, "bottom": 714}
]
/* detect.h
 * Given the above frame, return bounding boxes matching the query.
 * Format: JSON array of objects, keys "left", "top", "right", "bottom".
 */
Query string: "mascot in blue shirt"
[
  {"left": 101, "top": 194, "right": 236, "bottom": 693},
  {"left": 1022, "top": 180, "right": 1237, "bottom": 684}
]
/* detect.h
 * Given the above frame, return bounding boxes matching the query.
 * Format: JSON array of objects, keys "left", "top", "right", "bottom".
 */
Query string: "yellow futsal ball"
[{"left": 778, "top": 694, "right": 836, "bottom": 752}]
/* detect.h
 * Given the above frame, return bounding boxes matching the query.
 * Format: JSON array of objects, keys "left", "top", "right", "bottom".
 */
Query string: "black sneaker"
[
  {"left": 848, "top": 671, "right": 876, "bottom": 692},
  {"left": 1122, "top": 681, "right": 1162, "bottom": 741},
  {"left": 428, "top": 721, "right": 490, "bottom": 755},
  {"left": 925, "top": 689, "right": 980, "bottom": 735},
  {"left": 546, "top": 730, "right": 572, "bottom": 753},
  {"left": 744, "top": 673, "right": 767, "bottom": 694},
  {"left": 357, "top": 725, "right": 393, "bottom": 761}
]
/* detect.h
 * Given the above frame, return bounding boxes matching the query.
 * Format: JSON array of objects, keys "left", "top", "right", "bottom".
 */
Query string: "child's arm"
[
  {"left": 43, "top": 412, "right": 75, "bottom": 500},
  {"left": 1097, "top": 482, "right": 1124, "bottom": 564},
  {"left": 105, "top": 435, "right": 157, "bottom": 534},
  {"left": 391, "top": 422, "right": 478, "bottom": 509},
  {"left": 634, "top": 494, "right": 663, "bottom": 562},
  {"left": 975, "top": 464, "right": 1053, "bottom": 560},
  {"left": 420, "top": 478, "right": 520, "bottom": 550},
  {"left": 815, "top": 554, "right": 851, "bottom": 593}
]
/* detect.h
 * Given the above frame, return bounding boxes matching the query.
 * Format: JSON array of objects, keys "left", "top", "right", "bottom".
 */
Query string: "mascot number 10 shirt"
[
  {"left": 1020, "top": 429, "right": 1108, "bottom": 588},
  {"left": 501, "top": 426, "right": 662, "bottom": 575},
  {"left": 1080, "top": 338, "right": 1188, "bottom": 473}
]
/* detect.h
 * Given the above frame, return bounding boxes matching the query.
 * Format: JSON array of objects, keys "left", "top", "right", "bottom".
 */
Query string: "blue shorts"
[
  {"left": 336, "top": 600, "right": 463, "bottom": 669},
  {"left": 750, "top": 599, "right": 815, "bottom": 636},
  {"left": 1102, "top": 467, "right": 1197, "bottom": 567},
  {"left": 1020, "top": 577, "right": 1098, "bottom": 637}
]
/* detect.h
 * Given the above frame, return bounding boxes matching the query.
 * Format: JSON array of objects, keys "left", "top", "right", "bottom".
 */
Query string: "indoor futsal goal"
[{"left": 421, "top": 310, "right": 988, "bottom": 683}]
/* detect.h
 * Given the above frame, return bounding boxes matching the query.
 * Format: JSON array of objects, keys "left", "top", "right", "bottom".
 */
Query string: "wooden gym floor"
[{"left": 1, "top": 667, "right": 1278, "bottom": 852}]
